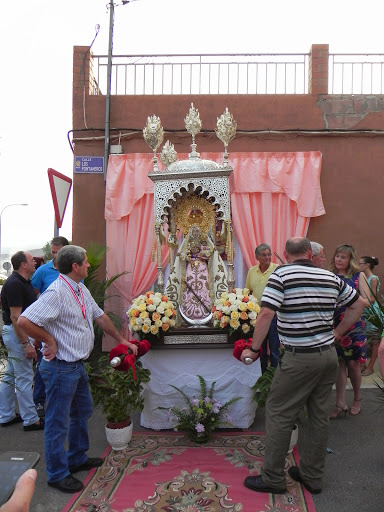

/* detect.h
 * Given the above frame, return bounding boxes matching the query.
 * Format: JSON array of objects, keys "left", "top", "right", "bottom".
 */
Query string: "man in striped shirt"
[
  {"left": 18, "top": 245, "right": 139, "bottom": 494},
  {"left": 242, "top": 237, "right": 366, "bottom": 495}
]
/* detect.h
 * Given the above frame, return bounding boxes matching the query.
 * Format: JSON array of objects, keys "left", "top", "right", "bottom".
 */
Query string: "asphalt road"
[{"left": 1, "top": 386, "right": 383, "bottom": 512}]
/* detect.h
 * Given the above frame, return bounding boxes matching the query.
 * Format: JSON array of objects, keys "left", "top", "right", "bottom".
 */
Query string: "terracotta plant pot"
[{"left": 105, "top": 418, "right": 133, "bottom": 451}]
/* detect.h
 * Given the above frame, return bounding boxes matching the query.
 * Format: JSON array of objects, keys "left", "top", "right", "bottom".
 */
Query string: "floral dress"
[
  {"left": 334, "top": 272, "right": 367, "bottom": 364},
  {"left": 364, "top": 274, "right": 382, "bottom": 341}
]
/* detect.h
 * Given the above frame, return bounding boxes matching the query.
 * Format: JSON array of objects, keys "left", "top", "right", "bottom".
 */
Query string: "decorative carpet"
[{"left": 62, "top": 431, "right": 316, "bottom": 512}]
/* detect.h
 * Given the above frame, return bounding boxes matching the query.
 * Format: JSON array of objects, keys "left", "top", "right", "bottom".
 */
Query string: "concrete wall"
[{"left": 72, "top": 45, "right": 384, "bottom": 282}]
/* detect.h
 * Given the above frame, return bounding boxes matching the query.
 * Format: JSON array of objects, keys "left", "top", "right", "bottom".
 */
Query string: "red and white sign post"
[{"left": 47, "top": 168, "right": 72, "bottom": 236}]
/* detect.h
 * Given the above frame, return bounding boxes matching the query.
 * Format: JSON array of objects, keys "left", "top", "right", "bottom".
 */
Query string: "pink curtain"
[
  {"left": 103, "top": 151, "right": 324, "bottom": 349},
  {"left": 228, "top": 152, "right": 323, "bottom": 268}
]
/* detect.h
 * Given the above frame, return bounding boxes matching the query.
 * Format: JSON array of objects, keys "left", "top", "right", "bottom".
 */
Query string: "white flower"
[
  {"left": 222, "top": 306, "right": 231, "bottom": 315},
  {"left": 248, "top": 310, "right": 257, "bottom": 319},
  {"left": 227, "top": 293, "right": 236, "bottom": 303},
  {"left": 229, "top": 303, "right": 239, "bottom": 311},
  {"left": 143, "top": 318, "right": 152, "bottom": 326},
  {"left": 152, "top": 296, "right": 161, "bottom": 306},
  {"left": 146, "top": 304, "right": 156, "bottom": 312}
]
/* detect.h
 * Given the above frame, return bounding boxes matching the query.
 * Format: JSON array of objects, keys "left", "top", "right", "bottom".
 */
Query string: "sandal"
[
  {"left": 361, "top": 368, "right": 374, "bottom": 376},
  {"left": 349, "top": 398, "right": 362, "bottom": 416},
  {"left": 330, "top": 404, "right": 348, "bottom": 419}
]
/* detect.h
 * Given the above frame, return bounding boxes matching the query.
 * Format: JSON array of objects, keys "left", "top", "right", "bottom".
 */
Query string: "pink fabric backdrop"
[{"left": 103, "top": 151, "right": 324, "bottom": 348}]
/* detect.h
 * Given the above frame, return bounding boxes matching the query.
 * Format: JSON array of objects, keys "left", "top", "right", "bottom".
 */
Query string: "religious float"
[{"left": 137, "top": 104, "right": 259, "bottom": 429}]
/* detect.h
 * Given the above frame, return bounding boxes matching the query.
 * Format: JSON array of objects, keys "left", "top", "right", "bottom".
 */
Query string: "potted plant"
[
  {"left": 86, "top": 347, "right": 151, "bottom": 450},
  {"left": 158, "top": 375, "right": 241, "bottom": 444},
  {"left": 251, "top": 365, "right": 298, "bottom": 453}
]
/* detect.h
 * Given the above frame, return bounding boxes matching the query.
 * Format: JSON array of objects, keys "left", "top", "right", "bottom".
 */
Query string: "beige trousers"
[{"left": 261, "top": 346, "right": 339, "bottom": 489}]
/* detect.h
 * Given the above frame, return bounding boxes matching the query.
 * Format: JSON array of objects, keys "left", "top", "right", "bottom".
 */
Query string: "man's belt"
[{"left": 284, "top": 343, "right": 335, "bottom": 353}]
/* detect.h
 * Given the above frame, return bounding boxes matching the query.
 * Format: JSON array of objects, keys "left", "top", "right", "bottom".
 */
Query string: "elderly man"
[
  {"left": 31, "top": 236, "right": 69, "bottom": 417},
  {"left": 245, "top": 243, "right": 280, "bottom": 372},
  {"left": 18, "top": 245, "right": 138, "bottom": 494},
  {"left": 0, "top": 251, "right": 43, "bottom": 431},
  {"left": 241, "top": 237, "right": 366, "bottom": 495},
  {"left": 310, "top": 241, "right": 326, "bottom": 268}
]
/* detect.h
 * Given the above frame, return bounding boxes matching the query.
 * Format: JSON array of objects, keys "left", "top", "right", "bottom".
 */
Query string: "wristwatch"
[{"left": 249, "top": 347, "right": 260, "bottom": 354}]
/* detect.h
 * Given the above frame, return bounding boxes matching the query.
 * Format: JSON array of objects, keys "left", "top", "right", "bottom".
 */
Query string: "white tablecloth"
[{"left": 140, "top": 347, "right": 261, "bottom": 430}]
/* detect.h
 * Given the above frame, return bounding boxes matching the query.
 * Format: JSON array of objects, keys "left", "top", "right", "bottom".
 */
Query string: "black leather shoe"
[
  {"left": 69, "top": 457, "right": 103, "bottom": 473},
  {"left": 244, "top": 475, "right": 287, "bottom": 494},
  {"left": 288, "top": 466, "right": 322, "bottom": 494},
  {"left": 24, "top": 418, "right": 44, "bottom": 431},
  {"left": 48, "top": 475, "right": 84, "bottom": 493},
  {"left": 1, "top": 414, "right": 23, "bottom": 427}
]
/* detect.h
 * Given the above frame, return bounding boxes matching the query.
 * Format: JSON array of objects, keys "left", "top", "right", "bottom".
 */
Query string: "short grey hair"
[
  {"left": 310, "top": 241, "right": 324, "bottom": 257},
  {"left": 255, "top": 243, "right": 271, "bottom": 256},
  {"left": 57, "top": 245, "right": 87, "bottom": 275}
]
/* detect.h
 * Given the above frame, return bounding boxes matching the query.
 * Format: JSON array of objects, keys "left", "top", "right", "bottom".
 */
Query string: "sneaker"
[
  {"left": 48, "top": 475, "right": 84, "bottom": 493},
  {"left": 69, "top": 457, "right": 103, "bottom": 473},
  {"left": 288, "top": 466, "right": 322, "bottom": 494},
  {"left": 24, "top": 418, "right": 45, "bottom": 431},
  {"left": 36, "top": 403, "right": 45, "bottom": 418},
  {"left": 1, "top": 414, "right": 23, "bottom": 427}
]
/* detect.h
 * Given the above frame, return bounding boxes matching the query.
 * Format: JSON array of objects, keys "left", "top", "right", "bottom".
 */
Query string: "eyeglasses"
[{"left": 358, "top": 262, "right": 367, "bottom": 265}]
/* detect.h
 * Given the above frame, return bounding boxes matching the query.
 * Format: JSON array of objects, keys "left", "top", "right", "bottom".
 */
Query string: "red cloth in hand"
[
  {"left": 108, "top": 340, "right": 152, "bottom": 376},
  {"left": 137, "top": 339, "right": 151, "bottom": 357},
  {"left": 233, "top": 338, "right": 262, "bottom": 361},
  {"left": 109, "top": 344, "right": 136, "bottom": 376}
]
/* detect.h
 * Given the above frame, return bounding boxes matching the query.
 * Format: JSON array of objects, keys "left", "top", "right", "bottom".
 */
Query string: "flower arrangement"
[
  {"left": 126, "top": 291, "right": 177, "bottom": 340},
  {"left": 159, "top": 375, "right": 241, "bottom": 443},
  {"left": 212, "top": 288, "right": 260, "bottom": 335}
]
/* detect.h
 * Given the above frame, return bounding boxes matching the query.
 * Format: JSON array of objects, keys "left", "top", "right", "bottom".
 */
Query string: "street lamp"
[{"left": 0, "top": 203, "right": 28, "bottom": 270}]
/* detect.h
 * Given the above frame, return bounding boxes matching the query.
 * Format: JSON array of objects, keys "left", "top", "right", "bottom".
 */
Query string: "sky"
[{"left": 0, "top": 0, "right": 382, "bottom": 266}]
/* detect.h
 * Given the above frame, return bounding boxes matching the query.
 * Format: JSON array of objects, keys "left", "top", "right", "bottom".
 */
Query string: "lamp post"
[{"left": 0, "top": 203, "right": 28, "bottom": 269}]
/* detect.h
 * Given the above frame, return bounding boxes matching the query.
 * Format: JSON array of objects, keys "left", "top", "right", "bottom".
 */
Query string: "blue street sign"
[{"left": 74, "top": 156, "right": 104, "bottom": 174}]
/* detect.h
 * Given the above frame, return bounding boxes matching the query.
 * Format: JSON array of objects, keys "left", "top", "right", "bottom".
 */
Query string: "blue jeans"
[
  {"left": 39, "top": 358, "right": 93, "bottom": 482},
  {"left": 260, "top": 316, "right": 280, "bottom": 373},
  {"left": 0, "top": 325, "right": 39, "bottom": 426},
  {"left": 33, "top": 347, "right": 46, "bottom": 406}
]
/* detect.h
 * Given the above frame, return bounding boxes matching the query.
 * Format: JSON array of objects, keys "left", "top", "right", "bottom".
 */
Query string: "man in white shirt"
[{"left": 18, "top": 245, "right": 138, "bottom": 494}]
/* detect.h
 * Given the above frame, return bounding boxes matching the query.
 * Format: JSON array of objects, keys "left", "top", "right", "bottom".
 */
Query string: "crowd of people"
[{"left": 0, "top": 235, "right": 383, "bottom": 509}]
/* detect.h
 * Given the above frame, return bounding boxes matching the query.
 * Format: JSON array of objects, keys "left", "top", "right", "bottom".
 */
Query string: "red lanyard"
[{"left": 59, "top": 275, "right": 87, "bottom": 320}]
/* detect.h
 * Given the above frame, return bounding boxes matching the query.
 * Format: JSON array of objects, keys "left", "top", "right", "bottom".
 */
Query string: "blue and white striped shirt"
[
  {"left": 261, "top": 260, "right": 358, "bottom": 347},
  {"left": 20, "top": 274, "right": 104, "bottom": 361}
]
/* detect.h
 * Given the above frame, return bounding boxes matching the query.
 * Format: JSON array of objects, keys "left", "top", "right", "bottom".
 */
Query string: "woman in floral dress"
[
  {"left": 359, "top": 256, "right": 382, "bottom": 376},
  {"left": 330, "top": 244, "right": 370, "bottom": 418}
]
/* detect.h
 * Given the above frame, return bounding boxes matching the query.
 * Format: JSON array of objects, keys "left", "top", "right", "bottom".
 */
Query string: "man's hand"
[
  {"left": 123, "top": 341, "right": 138, "bottom": 356},
  {"left": 0, "top": 469, "right": 36, "bottom": 512},
  {"left": 23, "top": 344, "right": 37, "bottom": 361},
  {"left": 41, "top": 344, "right": 58, "bottom": 361},
  {"left": 241, "top": 347, "right": 261, "bottom": 364}
]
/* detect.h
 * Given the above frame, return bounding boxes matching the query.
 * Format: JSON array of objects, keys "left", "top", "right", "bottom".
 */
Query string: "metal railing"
[
  {"left": 92, "top": 53, "right": 309, "bottom": 95},
  {"left": 91, "top": 53, "right": 384, "bottom": 96},
  {"left": 329, "top": 54, "right": 384, "bottom": 94}
]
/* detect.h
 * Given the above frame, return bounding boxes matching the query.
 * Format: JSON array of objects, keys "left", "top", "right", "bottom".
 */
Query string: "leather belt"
[{"left": 284, "top": 343, "right": 335, "bottom": 353}]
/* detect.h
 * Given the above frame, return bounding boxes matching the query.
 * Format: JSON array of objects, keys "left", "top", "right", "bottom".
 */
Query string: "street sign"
[
  {"left": 2, "top": 262, "right": 11, "bottom": 271},
  {"left": 47, "top": 168, "right": 72, "bottom": 229},
  {"left": 74, "top": 156, "right": 104, "bottom": 174}
]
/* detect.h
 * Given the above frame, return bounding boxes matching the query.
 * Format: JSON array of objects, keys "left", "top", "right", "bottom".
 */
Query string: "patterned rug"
[{"left": 62, "top": 432, "right": 316, "bottom": 512}]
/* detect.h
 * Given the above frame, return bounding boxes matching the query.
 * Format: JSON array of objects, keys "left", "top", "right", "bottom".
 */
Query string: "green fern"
[{"left": 158, "top": 375, "right": 242, "bottom": 443}]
